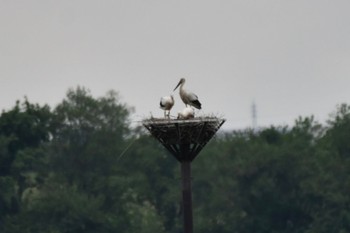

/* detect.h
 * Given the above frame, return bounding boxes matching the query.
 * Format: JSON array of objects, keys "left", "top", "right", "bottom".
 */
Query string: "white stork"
[
  {"left": 173, "top": 78, "right": 202, "bottom": 109},
  {"left": 160, "top": 95, "right": 174, "bottom": 118},
  {"left": 177, "top": 107, "right": 195, "bottom": 119}
]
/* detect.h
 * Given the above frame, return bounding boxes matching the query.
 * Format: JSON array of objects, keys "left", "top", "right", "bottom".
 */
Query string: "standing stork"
[
  {"left": 173, "top": 78, "right": 202, "bottom": 109},
  {"left": 160, "top": 95, "right": 174, "bottom": 118}
]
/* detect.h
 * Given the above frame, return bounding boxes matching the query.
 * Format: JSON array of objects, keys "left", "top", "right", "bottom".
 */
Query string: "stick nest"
[
  {"left": 142, "top": 117, "right": 225, "bottom": 161},
  {"left": 143, "top": 117, "right": 225, "bottom": 144}
]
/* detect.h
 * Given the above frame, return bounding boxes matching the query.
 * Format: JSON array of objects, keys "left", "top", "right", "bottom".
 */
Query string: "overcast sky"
[{"left": 1, "top": 0, "right": 350, "bottom": 130}]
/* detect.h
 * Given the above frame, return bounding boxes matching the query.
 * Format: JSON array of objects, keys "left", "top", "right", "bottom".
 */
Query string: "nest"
[{"left": 143, "top": 117, "right": 225, "bottom": 162}]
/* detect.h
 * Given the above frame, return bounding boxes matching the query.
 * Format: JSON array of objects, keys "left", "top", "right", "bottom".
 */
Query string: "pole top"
[{"left": 143, "top": 117, "right": 225, "bottom": 162}]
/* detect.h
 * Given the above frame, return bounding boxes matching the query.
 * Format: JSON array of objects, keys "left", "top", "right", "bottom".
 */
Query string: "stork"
[
  {"left": 160, "top": 95, "right": 174, "bottom": 118},
  {"left": 177, "top": 107, "right": 195, "bottom": 119},
  {"left": 173, "top": 78, "right": 202, "bottom": 109}
]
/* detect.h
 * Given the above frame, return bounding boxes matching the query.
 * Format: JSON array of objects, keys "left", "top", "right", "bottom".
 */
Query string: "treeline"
[{"left": 1, "top": 87, "right": 350, "bottom": 233}]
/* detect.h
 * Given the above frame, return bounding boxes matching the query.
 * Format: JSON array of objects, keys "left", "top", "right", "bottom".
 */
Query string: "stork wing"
[
  {"left": 187, "top": 92, "right": 198, "bottom": 101},
  {"left": 187, "top": 91, "right": 201, "bottom": 109}
]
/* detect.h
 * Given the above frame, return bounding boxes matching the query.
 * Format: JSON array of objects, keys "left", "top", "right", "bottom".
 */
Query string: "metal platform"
[{"left": 143, "top": 117, "right": 225, "bottom": 162}]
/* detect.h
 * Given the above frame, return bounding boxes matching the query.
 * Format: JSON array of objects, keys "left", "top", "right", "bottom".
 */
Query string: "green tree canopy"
[{"left": 2, "top": 87, "right": 350, "bottom": 233}]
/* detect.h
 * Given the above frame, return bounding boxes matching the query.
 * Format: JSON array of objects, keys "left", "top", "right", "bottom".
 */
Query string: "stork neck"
[{"left": 179, "top": 82, "right": 185, "bottom": 91}]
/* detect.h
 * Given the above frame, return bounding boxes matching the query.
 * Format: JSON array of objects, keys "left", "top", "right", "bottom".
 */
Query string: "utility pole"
[{"left": 143, "top": 117, "right": 225, "bottom": 233}]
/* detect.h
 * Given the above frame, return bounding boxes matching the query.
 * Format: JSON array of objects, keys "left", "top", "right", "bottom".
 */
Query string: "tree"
[
  {"left": 303, "top": 104, "right": 350, "bottom": 233},
  {"left": 0, "top": 99, "right": 55, "bottom": 229},
  {"left": 193, "top": 119, "right": 322, "bottom": 233},
  {"left": 2, "top": 87, "right": 136, "bottom": 233},
  {"left": 49, "top": 87, "right": 133, "bottom": 188},
  {"left": 0, "top": 99, "right": 53, "bottom": 176}
]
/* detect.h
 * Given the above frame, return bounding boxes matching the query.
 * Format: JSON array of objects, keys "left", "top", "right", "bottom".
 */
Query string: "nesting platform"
[{"left": 143, "top": 117, "right": 225, "bottom": 162}]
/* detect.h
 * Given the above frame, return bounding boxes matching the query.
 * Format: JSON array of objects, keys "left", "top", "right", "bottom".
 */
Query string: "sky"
[{"left": 1, "top": 0, "right": 350, "bottom": 130}]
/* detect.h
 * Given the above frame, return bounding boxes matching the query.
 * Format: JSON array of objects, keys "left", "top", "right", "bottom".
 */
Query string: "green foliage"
[
  {"left": 0, "top": 99, "right": 53, "bottom": 153},
  {"left": 4, "top": 183, "right": 126, "bottom": 233},
  {"left": 49, "top": 87, "right": 133, "bottom": 187},
  {"left": 0, "top": 99, "right": 55, "bottom": 227},
  {"left": 2, "top": 88, "right": 350, "bottom": 232}
]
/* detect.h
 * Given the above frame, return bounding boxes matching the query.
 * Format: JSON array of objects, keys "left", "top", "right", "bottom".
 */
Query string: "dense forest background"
[{"left": 1, "top": 87, "right": 350, "bottom": 233}]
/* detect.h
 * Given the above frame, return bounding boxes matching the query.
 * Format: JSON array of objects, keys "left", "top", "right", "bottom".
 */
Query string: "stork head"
[{"left": 173, "top": 78, "right": 186, "bottom": 91}]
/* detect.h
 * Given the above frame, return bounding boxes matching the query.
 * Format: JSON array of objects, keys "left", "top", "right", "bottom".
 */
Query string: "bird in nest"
[
  {"left": 173, "top": 78, "right": 202, "bottom": 110},
  {"left": 159, "top": 95, "right": 174, "bottom": 118},
  {"left": 177, "top": 106, "right": 195, "bottom": 120}
]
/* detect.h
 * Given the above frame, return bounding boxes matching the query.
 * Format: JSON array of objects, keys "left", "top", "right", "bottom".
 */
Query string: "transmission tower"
[{"left": 251, "top": 101, "right": 257, "bottom": 130}]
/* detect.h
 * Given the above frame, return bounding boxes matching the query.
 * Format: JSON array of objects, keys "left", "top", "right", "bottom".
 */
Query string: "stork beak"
[{"left": 173, "top": 80, "right": 181, "bottom": 91}]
